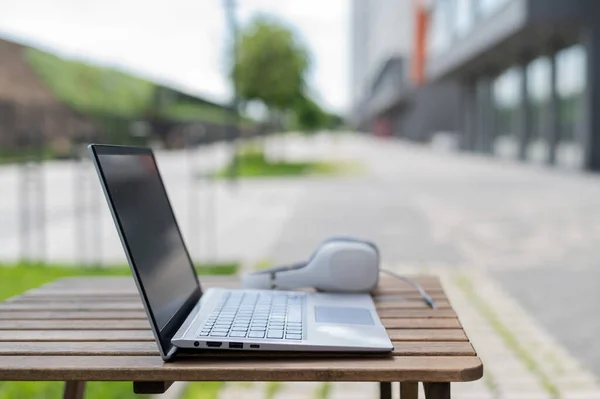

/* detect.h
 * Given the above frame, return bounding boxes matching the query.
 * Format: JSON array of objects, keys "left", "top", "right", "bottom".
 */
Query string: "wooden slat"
[
  {"left": 373, "top": 292, "right": 449, "bottom": 301},
  {"left": 378, "top": 275, "right": 444, "bottom": 284},
  {"left": 377, "top": 309, "right": 455, "bottom": 319},
  {"left": 38, "top": 276, "right": 236, "bottom": 291},
  {"left": 16, "top": 294, "right": 451, "bottom": 305},
  {"left": 0, "top": 303, "right": 143, "bottom": 311},
  {"left": 0, "top": 320, "right": 150, "bottom": 330},
  {"left": 40, "top": 277, "right": 135, "bottom": 287},
  {"left": 375, "top": 287, "right": 445, "bottom": 295},
  {"left": 375, "top": 301, "right": 451, "bottom": 310},
  {"left": 0, "top": 301, "right": 453, "bottom": 318},
  {"left": 24, "top": 292, "right": 140, "bottom": 298},
  {"left": 25, "top": 290, "right": 138, "bottom": 296},
  {"left": 391, "top": 342, "right": 474, "bottom": 356},
  {"left": 24, "top": 290, "right": 450, "bottom": 302},
  {"left": 3, "top": 299, "right": 453, "bottom": 312},
  {"left": 0, "top": 318, "right": 459, "bottom": 331},
  {"left": 0, "top": 311, "right": 148, "bottom": 320},
  {"left": 375, "top": 300, "right": 451, "bottom": 309},
  {"left": 0, "top": 355, "right": 483, "bottom": 382},
  {"left": 0, "top": 330, "right": 155, "bottom": 342},
  {"left": 383, "top": 318, "right": 461, "bottom": 329},
  {"left": 11, "top": 296, "right": 141, "bottom": 303},
  {"left": 376, "top": 283, "right": 444, "bottom": 293},
  {"left": 387, "top": 330, "right": 467, "bottom": 342},
  {"left": 0, "top": 341, "right": 157, "bottom": 356},
  {"left": 37, "top": 275, "right": 442, "bottom": 291},
  {"left": 8, "top": 298, "right": 452, "bottom": 311},
  {"left": 0, "top": 329, "right": 465, "bottom": 343},
  {"left": 0, "top": 341, "right": 475, "bottom": 357}
]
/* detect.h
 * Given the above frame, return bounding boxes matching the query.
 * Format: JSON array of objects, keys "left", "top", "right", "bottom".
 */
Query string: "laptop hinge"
[{"left": 164, "top": 345, "right": 179, "bottom": 362}]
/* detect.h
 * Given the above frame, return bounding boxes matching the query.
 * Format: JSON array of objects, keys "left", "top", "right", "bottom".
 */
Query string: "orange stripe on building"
[{"left": 411, "top": 0, "right": 430, "bottom": 85}]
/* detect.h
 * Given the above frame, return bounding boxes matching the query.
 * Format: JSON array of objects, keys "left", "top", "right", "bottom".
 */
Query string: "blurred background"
[{"left": 2, "top": 0, "right": 600, "bottom": 398}]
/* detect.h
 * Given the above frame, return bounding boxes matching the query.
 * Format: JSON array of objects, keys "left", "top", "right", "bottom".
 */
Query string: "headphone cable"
[{"left": 379, "top": 269, "right": 438, "bottom": 309}]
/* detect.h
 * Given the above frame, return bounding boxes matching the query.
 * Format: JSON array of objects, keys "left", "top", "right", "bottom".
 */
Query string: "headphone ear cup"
[
  {"left": 242, "top": 238, "right": 380, "bottom": 292},
  {"left": 326, "top": 246, "right": 379, "bottom": 292}
]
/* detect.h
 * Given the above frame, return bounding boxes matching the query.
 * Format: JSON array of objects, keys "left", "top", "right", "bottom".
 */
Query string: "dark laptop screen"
[{"left": 96, "top": 152, "right": 199, "bottom": 330}]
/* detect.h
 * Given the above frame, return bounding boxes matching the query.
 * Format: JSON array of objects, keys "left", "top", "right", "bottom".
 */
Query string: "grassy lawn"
[
  {"left": 180, "top": 382, "right": 224, "bottom": 399},
  {"left": 0, "top": 148, "right": 61, "bottom": 165},
  {"left": 0, "top": 261, "right": 238, "bottom": 399},
  {"left": 165, "top": 102, "right": 255, "bottom": 127},
  {"left": 25, "top": 48, "right": 249, "bottom": 124},
  {"left": 212, "top": 147, "right": 351, "bottom": 179},
  {"left": 0, "top": 261, "right": 239, "bottom": 302},
  {"left": 26, "top": 49, "right": 155, "bottom": 118}
]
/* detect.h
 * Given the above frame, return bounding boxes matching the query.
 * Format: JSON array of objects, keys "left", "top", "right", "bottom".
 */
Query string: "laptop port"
[
  {"left": 229, "top": 342, "right": 243, "bottom": 349},
  {"left": 193, "top": 341, "right": 199, "bottom": 347},
  {"left": 249, "top": 344, "right": 260, "bottom": 349},
  {"left": 206, "top": 341, "right": 222, "bottom": 348}
]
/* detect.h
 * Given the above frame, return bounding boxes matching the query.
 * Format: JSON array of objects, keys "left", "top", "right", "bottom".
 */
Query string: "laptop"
[{"left": 88, "top": 144, "right": 393, "bottom": 360}]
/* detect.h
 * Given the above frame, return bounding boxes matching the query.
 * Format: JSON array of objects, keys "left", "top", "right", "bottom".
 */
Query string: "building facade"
[
  {"left": 349, "top": 0, "right": 414, "bottom": 134},
  {"left": 351, "top": 0, "right": 600, "bottom": 171}
]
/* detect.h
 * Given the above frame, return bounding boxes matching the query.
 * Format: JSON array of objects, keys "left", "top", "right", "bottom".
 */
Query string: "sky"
[{"left": 0, "top": 0, "right": 349, "bottom": 113}]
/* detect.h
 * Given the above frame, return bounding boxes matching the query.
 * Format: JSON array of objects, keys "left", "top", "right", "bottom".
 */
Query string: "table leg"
[
  {"left": 133, "top": 381, "right": 174, "bottom": 394},
  {"left": 379, "top": 382, "right": 392, "bottom": 399},
  {"left": 400, "top": 382, "right": 418, "bottom": 399},
  {"left": 63, "top": 381, "right": 86, "bottom": 399},
  {"left": 423, "top": 382, "right": 450, "bottom": 399}
]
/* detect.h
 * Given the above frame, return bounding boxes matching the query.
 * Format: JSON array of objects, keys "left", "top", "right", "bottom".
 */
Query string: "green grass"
[
  {"left": 0, "top": 147, "right": 62, "bottom": 164},
  {"left": 254, "top": 259, "right": 273, "bottom": 270},
  {"left": 165, "top": 102, "right": 254, "bottom": 127},
  {"left": 265, "top": 382, "right": 284, "bottom": 399},
  {"left": 212, "top": 147, "right": 348, "bottom": 179},
  {"left": 25, "top": 48, "right": 251, "bottom": 125},
  {"left": 454, "top": 275, "right": 559, "bottom": 399},
  {"left": 180, "top": 382, "right": 224, "bottom": 399},
  {"left": 0, "top": 261, "right": 239, "bottom": 302},
  {"left": 0, "top": 261, "right": 238, "bottom": 399},
  {"left": 26, "top": 49, "right": 155, "bottom": 118},
  {"left": 0, "top": 381, "right": 147, "bottom": 399},
  {"left": 314, "top": 382, "right": 332, "bottom": 399}
]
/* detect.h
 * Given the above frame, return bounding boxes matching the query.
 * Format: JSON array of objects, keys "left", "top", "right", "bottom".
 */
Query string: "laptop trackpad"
[{"left": 314, "top": 306, "right": 374, "bottom": 325}]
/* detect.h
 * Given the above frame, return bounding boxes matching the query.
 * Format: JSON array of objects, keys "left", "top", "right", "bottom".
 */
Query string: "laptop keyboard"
[{"left": 197, "top": 291, "right": 305, "bottom": 340}]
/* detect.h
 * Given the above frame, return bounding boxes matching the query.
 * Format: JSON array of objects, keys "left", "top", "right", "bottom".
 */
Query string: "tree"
[
  {"left": 292, "top": 95, "right": 328, "bottom": 133},
  {"left": 233, "top": 16, "right": 310, "bottom": 120}
]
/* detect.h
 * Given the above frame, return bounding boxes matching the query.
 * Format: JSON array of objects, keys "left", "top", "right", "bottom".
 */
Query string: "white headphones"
[{"left": 242, "top": 237, "right": 380, "bottom": 293}]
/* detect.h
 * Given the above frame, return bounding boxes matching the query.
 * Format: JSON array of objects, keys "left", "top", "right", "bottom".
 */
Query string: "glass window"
[
  {"left": 428, "top": 0, "right": 454, "bottom": 56},
  {"left": 493, "top": 67, "right": 522, "bottom": 158},
  {"left": 556, "top": 44, "right": 586, "bottom": 168},
  {"left": 556, "top": 45, "right": 586, "bottom": 143},
  {"left": 527, "top": 57, "right": 551, "bottom": 141},
  {"left": 454, "top": 0, "right": 474, "bottom": 37},
  {"left": 479, "top": 0, "right": 511, "bottom": 18}
]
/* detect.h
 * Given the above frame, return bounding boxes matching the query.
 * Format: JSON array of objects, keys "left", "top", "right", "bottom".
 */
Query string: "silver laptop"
[{"left": 89, "top": 144, "right": 393, "bottom": 361}]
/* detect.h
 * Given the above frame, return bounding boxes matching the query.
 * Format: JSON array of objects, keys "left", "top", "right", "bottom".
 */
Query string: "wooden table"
[{"left": 0, "top": 275, "right": 482, "bottom": 399}]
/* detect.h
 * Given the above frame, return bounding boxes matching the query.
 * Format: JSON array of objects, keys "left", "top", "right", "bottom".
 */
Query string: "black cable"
[{"left": 380, "top": 269, "right": 438, "bottom": 309}]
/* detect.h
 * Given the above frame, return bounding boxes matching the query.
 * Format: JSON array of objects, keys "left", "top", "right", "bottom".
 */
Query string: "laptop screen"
[{"left": 94, "top": 150, "right": 199, "bottom": 334}]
